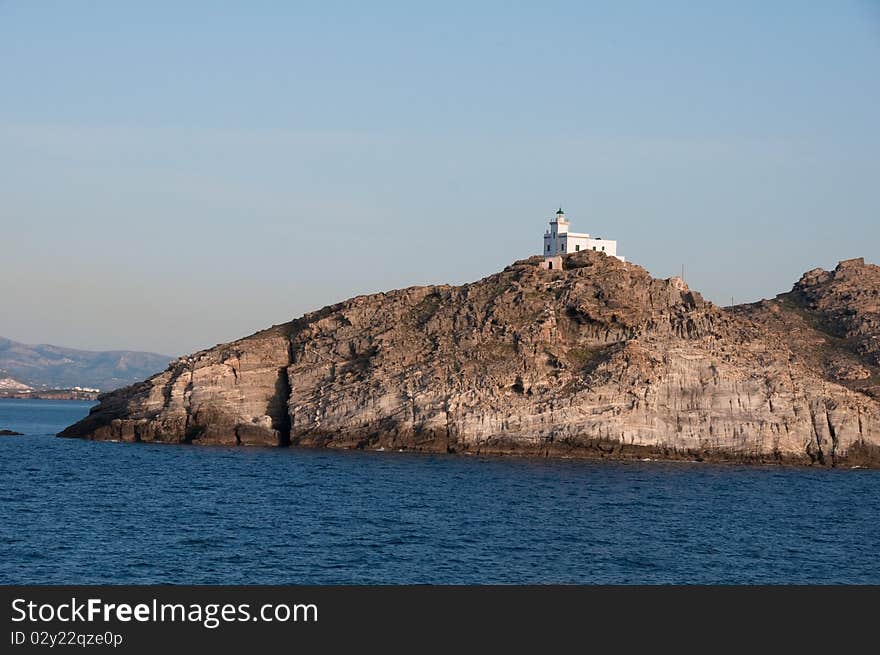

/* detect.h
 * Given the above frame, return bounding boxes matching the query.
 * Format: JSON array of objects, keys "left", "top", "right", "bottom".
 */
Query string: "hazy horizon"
[
  {"left": 0, "top": 248, "right": 876, "bottom": 360},
  {"left": 2, "top": 1, "right": 878, "bottom": 356}
]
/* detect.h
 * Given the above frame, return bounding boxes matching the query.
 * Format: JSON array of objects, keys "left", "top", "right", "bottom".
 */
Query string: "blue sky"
[{"left": 1, "top": 1, "right": 878, "bottom": 355}]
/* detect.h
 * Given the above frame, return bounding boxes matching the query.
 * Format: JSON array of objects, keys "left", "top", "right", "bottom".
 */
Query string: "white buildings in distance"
[{"left": 541, "top": 208, "right": 623, "bottom": 270}]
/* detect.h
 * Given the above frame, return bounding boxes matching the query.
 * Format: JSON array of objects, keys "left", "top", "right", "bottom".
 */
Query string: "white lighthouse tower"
[{"left": 541, "top": 208, "right": 623, "bottom": 270}]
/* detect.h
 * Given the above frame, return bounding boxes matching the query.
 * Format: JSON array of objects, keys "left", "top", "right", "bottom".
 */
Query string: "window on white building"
[{"left": 575, "top": 245, "right": 580, "bottom": 252}]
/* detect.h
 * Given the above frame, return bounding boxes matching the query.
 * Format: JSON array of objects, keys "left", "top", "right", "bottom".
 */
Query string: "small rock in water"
[{"left": 0, "top": 428, "right": 24, "bottom": 436}]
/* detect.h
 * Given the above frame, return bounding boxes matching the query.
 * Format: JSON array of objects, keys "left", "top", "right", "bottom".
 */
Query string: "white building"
[{"left": 541, "top": 208, "right": 623, "bottom": 270}]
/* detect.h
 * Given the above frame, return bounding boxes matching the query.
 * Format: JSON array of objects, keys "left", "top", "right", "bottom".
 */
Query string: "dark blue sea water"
[{"left": 1, "top": 398, "right": 879, "bottom": 584}]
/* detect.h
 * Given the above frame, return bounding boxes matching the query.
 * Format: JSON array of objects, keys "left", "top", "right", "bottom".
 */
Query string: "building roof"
[{"left": 556, "top": 207, "right": 564, "bottom": 214}]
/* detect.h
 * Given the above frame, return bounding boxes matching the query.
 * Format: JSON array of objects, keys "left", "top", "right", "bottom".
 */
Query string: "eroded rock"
[{"left": 59, "top": 251, "right": 880, "bottom": 466}]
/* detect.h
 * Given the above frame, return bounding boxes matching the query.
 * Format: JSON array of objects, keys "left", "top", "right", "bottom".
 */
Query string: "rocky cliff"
[{"left": 59, "top": 252, "right": 880, "bottom": 466}]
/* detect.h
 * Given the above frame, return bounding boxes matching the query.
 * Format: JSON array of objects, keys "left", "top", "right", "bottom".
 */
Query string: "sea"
[{"left": 1, "top": 398, "right": 878, "bottom": 584}]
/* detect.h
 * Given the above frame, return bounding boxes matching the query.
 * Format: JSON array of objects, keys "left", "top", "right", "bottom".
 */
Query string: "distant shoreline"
[{"left": 0, "top": 390, "right": 100, "bottom": 401}]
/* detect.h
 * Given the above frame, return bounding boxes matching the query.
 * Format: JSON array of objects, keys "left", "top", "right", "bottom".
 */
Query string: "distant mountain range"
[{"left": 0, "top": 337, "right": 171, "bottom": 392}]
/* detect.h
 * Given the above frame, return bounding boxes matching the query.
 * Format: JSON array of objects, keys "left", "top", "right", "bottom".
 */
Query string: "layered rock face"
[{"left": 60, "top": 252, "right": 880, "bottom": 466}]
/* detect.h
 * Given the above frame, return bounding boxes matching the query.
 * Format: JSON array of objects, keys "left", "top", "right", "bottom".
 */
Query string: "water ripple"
[{"left": 1, "top": 399, "right": 880, "bottom": 584}]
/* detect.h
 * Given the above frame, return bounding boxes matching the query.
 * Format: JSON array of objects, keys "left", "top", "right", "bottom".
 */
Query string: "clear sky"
[{"left": 1, "top": 1, "right": 878, "bottom": 356}]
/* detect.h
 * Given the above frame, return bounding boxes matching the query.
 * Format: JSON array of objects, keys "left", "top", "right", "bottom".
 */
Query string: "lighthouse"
[{"left": 541, "top": 208, "right": 623, "bottom": 270}]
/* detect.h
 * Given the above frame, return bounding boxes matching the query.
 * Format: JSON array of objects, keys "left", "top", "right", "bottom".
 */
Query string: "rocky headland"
[{"left": 59, "top": 252, "right": 880, "bottom": 467}]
